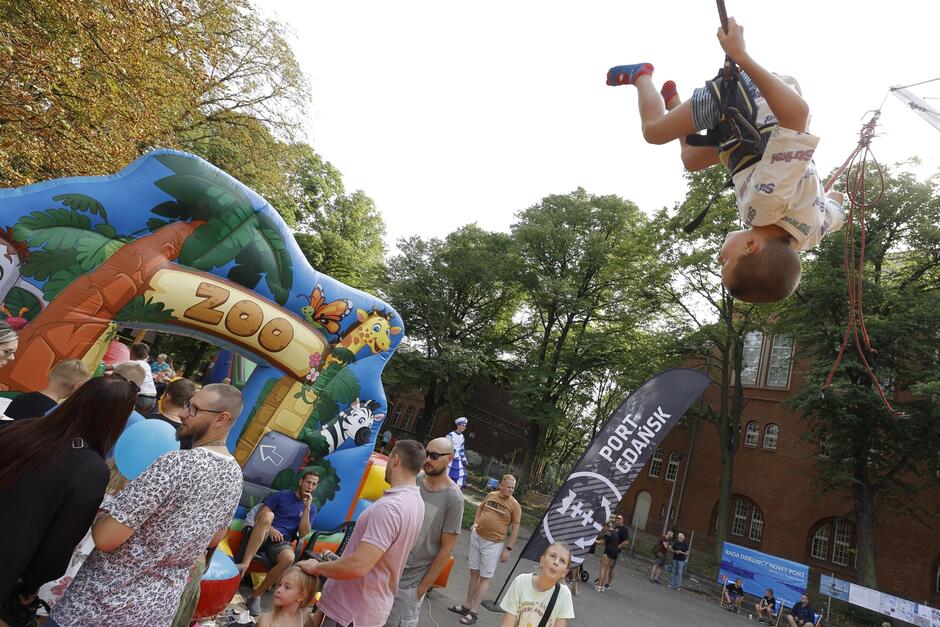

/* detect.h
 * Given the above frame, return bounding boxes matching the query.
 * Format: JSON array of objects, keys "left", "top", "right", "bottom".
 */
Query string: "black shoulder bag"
[{"left": 537, "top": 582, "right": 562, "bottom": 627}]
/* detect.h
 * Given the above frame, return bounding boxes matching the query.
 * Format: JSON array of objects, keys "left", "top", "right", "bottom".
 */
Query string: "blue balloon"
[
  {"left": 204, "top": 548, "right": 240, "bottom": 581},
  {"left": 114, "top": 419, "right": 180, "bottom": 480}
]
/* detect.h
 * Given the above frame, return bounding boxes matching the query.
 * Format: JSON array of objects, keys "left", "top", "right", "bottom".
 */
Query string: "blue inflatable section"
[{"left": 0, "top": 149, "right": 403, "bottom": 530}]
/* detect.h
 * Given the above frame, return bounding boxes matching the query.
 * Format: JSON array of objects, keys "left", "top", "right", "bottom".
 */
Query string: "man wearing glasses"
[
  {"left": 50, "top": 384, "right": 245, "bottom": 627},
  {"left": 385, "top": 438, "right": 464, "bottom": 627}
]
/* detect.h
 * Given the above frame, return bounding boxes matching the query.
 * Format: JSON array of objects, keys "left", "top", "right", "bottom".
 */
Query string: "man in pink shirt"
[{"left": 300, "top": 440, "right": 426, "bottom": 627}]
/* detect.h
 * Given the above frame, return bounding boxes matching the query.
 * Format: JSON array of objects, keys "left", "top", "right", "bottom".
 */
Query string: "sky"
[{"left": 256, "top": 1, "right": 939, "bottom": 251}]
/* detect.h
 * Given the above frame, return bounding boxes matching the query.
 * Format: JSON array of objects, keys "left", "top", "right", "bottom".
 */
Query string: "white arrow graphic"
[
  {"left": 574, "top": 536, "right": 595, "bottom": 550},
  {"left": 601, "top": 496, "right": 613, "bottom": 521},
  {"left": 259, "top": 444, "right": 284, "bottom": 466}
]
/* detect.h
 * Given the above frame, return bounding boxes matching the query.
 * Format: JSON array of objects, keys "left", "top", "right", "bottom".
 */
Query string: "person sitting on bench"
[
  {"left": 756, "top": 588, "right": 777, "bottom": 624},
  {"left": 787, "top": 594, "right": 816, "bottom": 627},
  {"left": 723, "top": 577, "right": 745, "bottom": 612},
  {"left": 237, "top": 470, "right": 319, "bottom": 616}
]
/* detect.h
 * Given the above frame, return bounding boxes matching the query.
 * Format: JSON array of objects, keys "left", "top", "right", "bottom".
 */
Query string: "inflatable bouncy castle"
[{"left": 0, "top": 150, "right": 402, "bottom": 530}]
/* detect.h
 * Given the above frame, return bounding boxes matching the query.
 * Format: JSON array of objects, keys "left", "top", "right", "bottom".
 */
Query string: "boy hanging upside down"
[{"left": 607, "top": 17, "right": 845, "bottom": 303}]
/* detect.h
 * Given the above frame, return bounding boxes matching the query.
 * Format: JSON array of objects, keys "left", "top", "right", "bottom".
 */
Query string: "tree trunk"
[
  {"left": 853, "top": 478, "right": 878, "bottom": 588},
  {"left": 414, "top": 380, "right": 439, "bottom": 441},
  {"left": 0, "top": 220, "right": 202, "bottom": 391},
  {"left": 521, "top": 420, "right": 541, "bottom": 489}
]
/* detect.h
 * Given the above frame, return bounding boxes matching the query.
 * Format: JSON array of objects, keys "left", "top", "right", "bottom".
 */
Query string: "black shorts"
[
  {"left": 603, "top": 549, "right": 620, "bottom": 562},
  {"left": 260, "top": 537, "right": 293, "bottom": 563}
]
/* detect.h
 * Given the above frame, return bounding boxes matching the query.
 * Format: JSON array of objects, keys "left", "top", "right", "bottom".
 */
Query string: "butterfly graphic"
[{"left": 299, "top": 284, "right": 353, "bottom": 335}]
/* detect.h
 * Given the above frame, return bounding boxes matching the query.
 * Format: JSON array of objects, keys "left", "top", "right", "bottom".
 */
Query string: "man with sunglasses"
[
  {"left": 51, "top": 384, "right": 244, "bottom": 627},
  {"left": 385, "top": 438, "right": 464, "bottom": 627}
]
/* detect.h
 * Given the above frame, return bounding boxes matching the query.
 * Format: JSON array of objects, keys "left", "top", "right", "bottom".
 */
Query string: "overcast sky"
[{"left": 256, "top": 1, "right": 939, "bottom": 251}]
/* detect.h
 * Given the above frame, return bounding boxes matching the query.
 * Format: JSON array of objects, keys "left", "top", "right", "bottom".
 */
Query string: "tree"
[
  {"left": 0, "top": 0, "right": 307, "bottom": 187},
  {"left": 382, "top": 225, "right": 523, "bottom": 440},
  {"left": 778, "top": 164, "right": 940, "bottom": 587},
  {"left": 509, "top": 189, "right": 667, "bottom": 485},
  {"left": 652, "top": 167, "right": 773, "bottom": 562}
]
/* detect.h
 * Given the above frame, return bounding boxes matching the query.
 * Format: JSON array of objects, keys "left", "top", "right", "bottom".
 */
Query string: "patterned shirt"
[{"left": 53, "top": 448, "right": 242, "bottom": 627}]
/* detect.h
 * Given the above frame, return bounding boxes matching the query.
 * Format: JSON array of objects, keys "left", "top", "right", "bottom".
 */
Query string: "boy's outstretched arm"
[{"left": 717, "top": 18, "right": 809, "bottom": 133}]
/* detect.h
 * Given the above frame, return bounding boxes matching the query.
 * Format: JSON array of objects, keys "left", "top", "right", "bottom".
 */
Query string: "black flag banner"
[{"left": 519, "top": 368, "right": 711, "bottom": 565}]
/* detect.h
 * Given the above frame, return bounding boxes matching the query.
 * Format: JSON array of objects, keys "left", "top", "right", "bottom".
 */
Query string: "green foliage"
[
  {"left": 13, "top": 203, "right": 125, "bottom": 287},
  {"left": 293, "top": 166, "right": 387, "bottom": 292},
  {"left": 776, "top": 164, "right": 940, "bottom": 586},
  {"left": 268, "top": 461, "right": 341, "bottom": 507},
  {"left": 308, "top": 459, "right": 341, "bottom": 506},
  {"left": 2, "top": 286, "right": 42, "bottom": 321},
  {"left": 116, "top": 296, "right": 175, "bottom": 323},
  {"left": 508, "top": 189, "right": 672, "bottom": 475},
  {"left": 383, "top": 225, "right": 523, "bottom": 439},
  {"left": 43, "top": 265, "right": 86, "bottom": 301},
  {"left": 154, "top": 154, "right": 293, "bottom": 305},
  {"left": 52, "top": 193, "right": 108, "bottom": 222}
]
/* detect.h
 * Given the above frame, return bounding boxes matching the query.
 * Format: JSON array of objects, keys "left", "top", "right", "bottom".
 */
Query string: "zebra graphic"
[{"left": 320, "top": 398, "right": 384, "bottom": 454}]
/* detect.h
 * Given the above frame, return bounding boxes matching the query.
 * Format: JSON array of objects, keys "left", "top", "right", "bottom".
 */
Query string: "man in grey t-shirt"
[{"left": 385, "top": 437, "right": 464, "bottom": 627}]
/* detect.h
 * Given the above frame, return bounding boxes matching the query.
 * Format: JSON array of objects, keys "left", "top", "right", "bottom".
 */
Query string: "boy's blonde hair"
[
  {"left": 271, "top": 566, "right": 319, "bottom": 621},
  {"left": 50, "top": 359, "right": 90, "bottom": 387},
  {"left": 726, "top": 238, "right": 801, "bottom": 303}
]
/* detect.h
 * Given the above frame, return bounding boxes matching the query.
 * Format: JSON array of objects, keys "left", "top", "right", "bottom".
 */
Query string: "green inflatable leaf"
[
  {"left": 116, "top": 296, "right": 175, "bottom": 323},
  {"left": 76, "top": 232, "right": 124, "bottom": 270},
  {"left": 271, "top": 467, "right": 296, "bottom": 491},
  {"left": 52, "top": 193, "right": 108, "bottom": 222},
  {"left": 146, "top": 218, "right": 170, "bottom": 232},
  {"left": 178, "top": 204, "right": 258, "bottom": 271},
  {"left": 324, "top": 368, "right": 360, "bottom": 405},
  {"left": 19, "top": 248, "right": 81, "bottom": 281},
  {"left": 44, "top": 265, "right": 86, "bottom": 301},
  {"left": 3, "top": 286, "right": 42, "bottom": 321},
  {"left": 13, "top": 209, "right": 92, "bottom": 250}
]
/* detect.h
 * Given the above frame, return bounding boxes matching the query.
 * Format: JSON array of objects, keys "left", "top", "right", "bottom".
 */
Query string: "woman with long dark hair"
[{"left": 0, "top": 374, "right": 138, "bottom": 618}]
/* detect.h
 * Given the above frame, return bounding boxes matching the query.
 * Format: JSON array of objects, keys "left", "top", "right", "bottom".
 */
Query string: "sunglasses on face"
[{"left": 426, "top": 451, "right": 451, "bottom": 460}]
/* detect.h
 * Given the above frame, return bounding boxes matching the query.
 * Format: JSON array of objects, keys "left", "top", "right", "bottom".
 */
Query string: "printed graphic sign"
[
  {"left": 819, "top": 574, "right": 849, "bottom": 601},
  {"left": 519, "top": 368, "right": 711, "bottom": 565},
  {"left": 718, "top": 542, "right": 809, "bottom": 608}
]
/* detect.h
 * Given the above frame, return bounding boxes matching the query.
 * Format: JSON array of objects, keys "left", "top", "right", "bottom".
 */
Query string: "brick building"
[
  {"left": 384, "top": 383, "right": 528, "bottom": 460},
  {"left": 620, "top": 331, "right": 940, "bottom": 604}
]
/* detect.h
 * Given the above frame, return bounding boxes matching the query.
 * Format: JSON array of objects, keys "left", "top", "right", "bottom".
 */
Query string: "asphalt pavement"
[{"left": 418, "top": 527, "right": 767, "bottom": 627}]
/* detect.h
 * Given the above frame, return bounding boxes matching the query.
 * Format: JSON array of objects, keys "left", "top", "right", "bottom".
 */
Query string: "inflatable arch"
[{"left": 0, "top": 150, "right": 402, "bottom": 529}]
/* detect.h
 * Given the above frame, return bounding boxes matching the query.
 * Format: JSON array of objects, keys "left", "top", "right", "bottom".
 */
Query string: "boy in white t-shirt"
[
  {"left": 607, "top": 17, "right": 845, "bottom": 303},
  {"left": 499, "top": 543, "right": 574, "bottom": 627}
]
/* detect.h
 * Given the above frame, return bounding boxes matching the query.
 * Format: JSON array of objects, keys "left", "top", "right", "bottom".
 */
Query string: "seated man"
[
  {"left": 756, "top": 588, "right": 777, "bottom": 624},
  {"left": 723, "top": 577, "right": 745, "bottom": 612},
  {"left": 236, "top": 470, "right": 319, "bottom": 616},
  {"left": 787, "top": 594, "right": 816, "bottom": 627}
]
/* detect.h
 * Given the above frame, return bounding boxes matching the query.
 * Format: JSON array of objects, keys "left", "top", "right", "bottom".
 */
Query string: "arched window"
[
  {"left": 740, "top": 331, "right": 764, "bottom": 385},
  {"left": 749, "top": 507, "right": 765, "bottom": 542},
  {"left": 709, "top": 495, "right": 765, "bottom": 545},
  {"left": 392, "top": 403, "right": 404, "bottom": 426},
  {"left": 808, "top": 519, "right": 857, "bottom": 569},
  {"left": 665, "top": 451, "right": 681, "bottom": 482},
  {"left": 763, "top": 424, "right": 780, "bottom": 450},
  {"left": 744, "top": 421, "right": 760, "bottom": 447},
  {"left": 402, "top": 405, "right": 415, "bottom": 430},
  {"left": 648, "top": 448, "right": 664, "bottom": 478}
]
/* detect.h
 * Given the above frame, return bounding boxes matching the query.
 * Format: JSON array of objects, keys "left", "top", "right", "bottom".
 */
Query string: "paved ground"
[{"left": 418, "top": 529, "right": 765, "bottom": 627}]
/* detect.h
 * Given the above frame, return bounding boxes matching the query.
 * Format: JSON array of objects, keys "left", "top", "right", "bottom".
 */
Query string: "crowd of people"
[
  {"left": 1, "top": 321, "right": 826, "bottom": 627},
  {"left": 0, "top": 326, "right": 572, "bottom": 627}
]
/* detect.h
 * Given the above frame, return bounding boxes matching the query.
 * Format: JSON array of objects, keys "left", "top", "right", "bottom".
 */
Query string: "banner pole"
[
  {"left": 481, "top": 551, "right": 525, "bottom": 613},
  {"left": 482, "top": 422, "right": 606, "bottom": 613}
]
